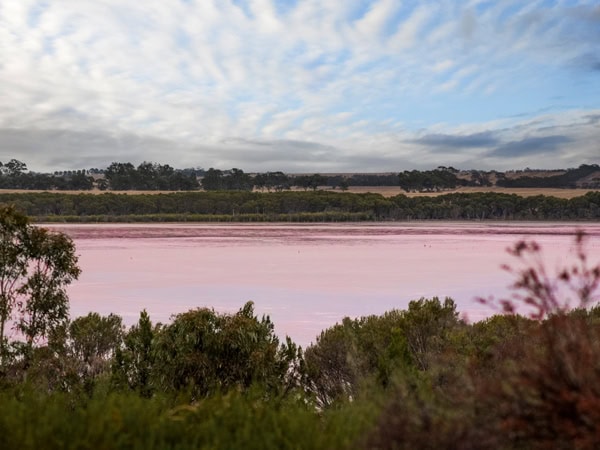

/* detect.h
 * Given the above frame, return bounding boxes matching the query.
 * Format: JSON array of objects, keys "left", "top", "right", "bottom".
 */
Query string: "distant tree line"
[
  {"left": 496, "top": 164, "right": 600, "bottom": 188},
  {"left": 0, "top": 159, "right": 94, "bottom": 190},
  {"left": 200, "top": 168, "right": 253, "bottom": 191},
  {"left": 104, "top": 162, "right": 200, "bottom": 190},
  {"left": 398, "top": 169, "right": 463, "bottom": 191},
  {"left": 0, "top": 160, "right": 203, "bottom": 191},
  {"left": 325, "top": 173, "right": 399, "bottom": 188},
  {"left": 0, "top": 190, "right": 598, "bottom": 222},
  {"left": 1, "top": 159, "right": 598, "bottom": 192}
]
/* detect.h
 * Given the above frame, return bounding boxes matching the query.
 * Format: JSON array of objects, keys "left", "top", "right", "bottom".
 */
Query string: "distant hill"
[{"left": 492, "top": 165, "right": 600, "bottom": 189}]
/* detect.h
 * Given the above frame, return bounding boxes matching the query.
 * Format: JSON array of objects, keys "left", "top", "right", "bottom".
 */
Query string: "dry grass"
[
  {"left": 343, "top": 186, "right": 598, "bottom": 199},
  {"left": 0, "top": 186, "right": 597, "bottom": 199}
]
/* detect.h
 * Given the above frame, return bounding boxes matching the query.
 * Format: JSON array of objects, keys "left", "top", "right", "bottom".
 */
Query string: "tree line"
[
  {"left": 0, "top": 190, "right": 598, "bottom": 222},
  {"left": 496, "top": 164, "right": 600, "bottom": 188},
  {"left": 0, "top": 159, "right": 94, "bottom": 190},
  {"left": 0, "top": 160, "right": 203, "bottom": 192},
  {"left": 3, "top": 159, "right": 598, "bottom": 192},
  {"left": 103, "top": 162, "right": 200, "bottom": 190},
  {"left": 1, "top": 208, "right": 600, "bottom": 448}
]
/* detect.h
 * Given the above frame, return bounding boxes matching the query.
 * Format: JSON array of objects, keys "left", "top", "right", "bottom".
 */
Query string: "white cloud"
[
  {"left": 355, "top": 0, "right": 399, "bottom": 39},
  {"left": 431, "top": 59, "right": 455, "bottom": 73},
  {"left": 0, "top": 0, "right": 597, "bottom": 172},
  {"left": 389, "top": 5, "right": 433, "bottom": 50}
]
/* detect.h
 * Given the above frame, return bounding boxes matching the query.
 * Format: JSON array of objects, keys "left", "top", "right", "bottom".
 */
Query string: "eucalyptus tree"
[
  {"left": 111, "top": 309, "right": 155, "bottom": 397},
  {"left": 17, "top": 226, "right": 81, "bottom": 350},
  {"left": 68, "top": 312, "right": 123, "bottom": 389},
  {"left": 0, "top": 206, "right": 80, "bottom": 367}
]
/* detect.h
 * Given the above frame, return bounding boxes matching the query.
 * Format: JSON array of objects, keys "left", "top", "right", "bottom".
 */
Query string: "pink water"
[{"left": 48, "top": 222, "right": 600, "bottom": 347}]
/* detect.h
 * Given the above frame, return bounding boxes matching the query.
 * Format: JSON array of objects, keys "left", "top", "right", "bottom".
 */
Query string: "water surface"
[{"left": 50, "top": 222, "right": 600, "bottom": 346}]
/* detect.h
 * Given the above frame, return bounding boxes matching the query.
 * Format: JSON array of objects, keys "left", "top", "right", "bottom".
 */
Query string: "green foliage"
[
  {"left": 105, "top": 162, "right": 199, "bottom": 191},
  {"left": 69, "top": 312, "right": 124, "bottom": 387},
  {"left": 398, "top": 169, "right": 461, "bottom": 192},
  {"left": 201, "top": 168, "right": 253, "bottom": 191},
  {"left": 466, "top": 314, "right": 534, "bottom": 373},
  {"left": 200, "top": 168, "right": 226, "bottom": 190},
  {"left": 111, "top": 310, "right": 155, "bottom": 396},
  {"left": 1, "top": 159, "right": 27, "bottom": 177},
  {"left": 0, "top": 206, "right": 30, "bottom": 363},
  {"left": 1, "top": 159, "right": 598, "bottom": 192},
  {"left": 0, "top": 159, "right": 95, "bottom": 190},
  {"left": 3, "top": 312, "right": 125, "bottom": 393},
  {"left": 254, "top": 171, "right": 291, "bottom": 192},
  {"left": 293, "top": 174, "right": 327, "bottom": 191},
  {"left": 304, "top": 297, "right": 461, "bottom": 407},
  {"left": 17, "top": 227, "right": 81, "bottom": 349},
  {"left": 0, "top": 206, "right": 80, "bottom": 366},
  {"left": 402, "top": 297, "right": 460, "bottom": 370},
  {"left": 1, "top": 190, "right": 599, "bottom": 222},
  {"left": 152, "top": 302, "right": 301, "bottom": 398},
  {"left": 324, "top": 173, "right": 401, "bottom": 188},
  {"left": 0, "top": 386, "right": 376, "bottom": 450}
]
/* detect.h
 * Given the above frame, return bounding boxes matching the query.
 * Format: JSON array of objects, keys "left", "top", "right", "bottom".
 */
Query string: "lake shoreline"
[
  {"left": 32, "top": 214, "right": 600, "bottom": 224},
  {"left": 45, "top": 221, "right": 600, "bottom": 238}
]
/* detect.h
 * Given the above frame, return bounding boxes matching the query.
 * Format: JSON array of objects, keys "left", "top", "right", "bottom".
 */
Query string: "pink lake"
[{"left": 47, "top": 222, "right": 600, "bottom": 347}]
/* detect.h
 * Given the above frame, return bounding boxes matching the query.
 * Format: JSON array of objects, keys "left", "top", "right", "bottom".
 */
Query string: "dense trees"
[
  {"left": 150, "top": 302, "right": 301, "bottom": 399},
  {"left": 201, "top": 168, "right": 253, "bottom": 191},
  {"left": 105, "top": 162, "right": 199, "bottom": 191},
  {"left": 304, "top": 297, "right": 461, "bottom": 407},
  {"left": 0, "top": 159, "right": 94, "bottom": 191},
  {"left": 397, "top": 169, "right": 462, "bottom": 192},
  {"left": 293, "top": 174, "right": 327, "bottom": 191},
  {"left": 0, "top": 160, "right": 199, "bottom": 191},
  {"left": 0, "top": 190, "right": 597, "bottom": 222},
  {"left": 69, "top": 313, "right": 124, "bottom": 387},
  {"left": 0, "top": 159, "right": 27, "bottom": 177},
  {"left": 104, "top": 162, "right": 136, "bottom": 190},
  {"left": 111, "top": 310, "right": 154, "bottom": 396},
  {"left": 345, "top": 173, "right": 399, "bottom": 187},
  {"left": 254, "top": 171, "right": 291, "bottom": 191}
]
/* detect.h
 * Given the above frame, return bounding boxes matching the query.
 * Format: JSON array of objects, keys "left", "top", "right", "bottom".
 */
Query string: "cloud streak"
[
  {"left": 412, "top": 132, "right": 499, "bottom": 150},
  {"left": 489, "top": 136, "right": 572, "bottom": 158},
  {"left": 0, "top": 0, "right": 598, "bottom": 172}
]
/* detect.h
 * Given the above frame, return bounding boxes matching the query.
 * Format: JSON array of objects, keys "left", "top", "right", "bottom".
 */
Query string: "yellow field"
[{"left": 0, "top": 186, "right": 597, "bottom": 199}]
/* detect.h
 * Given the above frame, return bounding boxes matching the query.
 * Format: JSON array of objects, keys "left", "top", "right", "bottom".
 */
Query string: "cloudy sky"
[{"left": 1, "top": 0, "right": 599, "bottom": 173}]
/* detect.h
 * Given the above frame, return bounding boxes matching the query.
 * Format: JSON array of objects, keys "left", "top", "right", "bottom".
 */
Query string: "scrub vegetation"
[
  {"left": 0, "top": 190, "right": 599, "bottom": 222},
  {"left": 0, "top": 207, "right": 599, "bottom": 449}
]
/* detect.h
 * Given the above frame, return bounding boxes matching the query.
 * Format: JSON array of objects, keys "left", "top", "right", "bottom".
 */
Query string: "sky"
[{"left": 1, "top": 0, "right": 599, "bottom": 173}]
